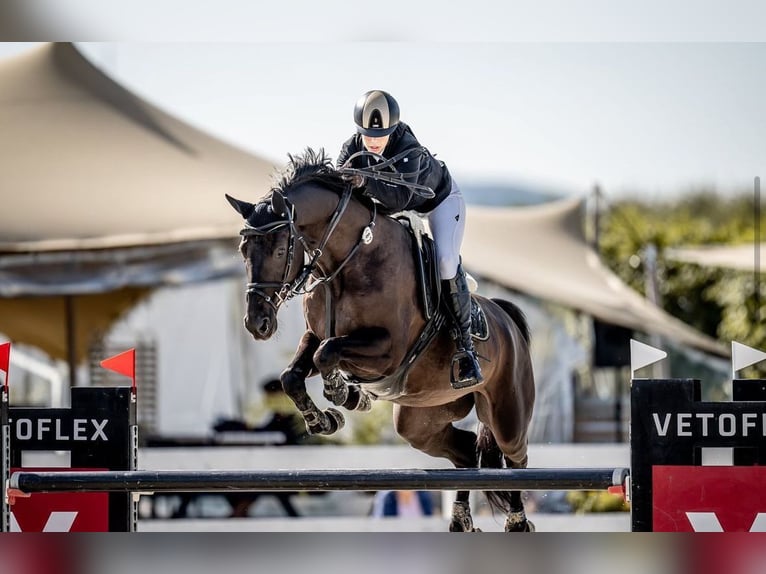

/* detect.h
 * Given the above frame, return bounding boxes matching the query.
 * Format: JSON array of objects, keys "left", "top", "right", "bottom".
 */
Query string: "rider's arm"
[{"left": 362, "top": 148, "right": 425, "bottom": 214}]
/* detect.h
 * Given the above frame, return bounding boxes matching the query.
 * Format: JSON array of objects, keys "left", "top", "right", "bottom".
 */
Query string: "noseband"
[{"left": 240, "top": 185, "right": 377, "bottom": 311}]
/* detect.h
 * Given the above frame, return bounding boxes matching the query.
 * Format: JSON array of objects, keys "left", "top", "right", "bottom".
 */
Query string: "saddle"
[{"left": 393, "top": 213, "right": 488, "bottom": 341}]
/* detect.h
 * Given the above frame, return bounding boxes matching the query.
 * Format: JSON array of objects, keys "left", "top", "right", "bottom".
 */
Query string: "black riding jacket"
[{"left": 336, "top": 122, "right": 453, "bottom": 215}]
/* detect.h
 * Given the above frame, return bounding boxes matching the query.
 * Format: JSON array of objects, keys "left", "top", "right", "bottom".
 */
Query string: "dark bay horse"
[{"left": 226, "top": 149, "right": 535, "bottom": 531}]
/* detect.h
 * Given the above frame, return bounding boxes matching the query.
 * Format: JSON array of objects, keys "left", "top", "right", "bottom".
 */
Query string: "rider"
[{"left": 336, "top": 89, "right": 483, "bottom": 389}]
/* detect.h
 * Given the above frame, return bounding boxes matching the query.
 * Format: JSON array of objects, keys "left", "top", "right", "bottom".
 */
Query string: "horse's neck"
[{"left": 292, "top": 186, "right": 376, "bottom": 263}]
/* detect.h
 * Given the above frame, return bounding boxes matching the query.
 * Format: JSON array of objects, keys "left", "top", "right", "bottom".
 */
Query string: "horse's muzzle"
[{"left": 244, "top": 311, "right": 276, "bottom": 340}]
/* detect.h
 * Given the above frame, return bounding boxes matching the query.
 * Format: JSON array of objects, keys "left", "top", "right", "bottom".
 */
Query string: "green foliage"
[
  {"left": 348, "top": 400, "right": 399, "bottom": 445},
  {"left": 567, "top": 490, "right": 630, "bottom": 513},
  {"left": 599, "top": 189, "right": 766, "bottom": 353}
]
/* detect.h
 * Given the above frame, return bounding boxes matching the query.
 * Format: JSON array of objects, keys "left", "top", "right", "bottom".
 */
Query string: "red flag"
[
  {"left": 99, "top": 348, "right": 135, "bottom": 387},
  {"left": 0, "top": 342, "right": 9, "bottom": 391}
]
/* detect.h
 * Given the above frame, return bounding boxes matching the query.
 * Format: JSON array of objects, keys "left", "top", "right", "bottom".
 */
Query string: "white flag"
[
  {"left": 630, "top": 339, "right": 667, "bottom": 378},
  {"left": 732, "top": 341, "right": 766, "bottom": 378}
]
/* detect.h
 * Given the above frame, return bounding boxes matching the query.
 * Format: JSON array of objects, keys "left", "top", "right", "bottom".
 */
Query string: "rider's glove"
[{"left": 343, "top": 173, "right": 365, "bottom": 189}]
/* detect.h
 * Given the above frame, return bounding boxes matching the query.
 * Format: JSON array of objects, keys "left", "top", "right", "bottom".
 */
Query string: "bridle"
[{"left": 240, "top": 184, "right": 377, "bottom": 311}]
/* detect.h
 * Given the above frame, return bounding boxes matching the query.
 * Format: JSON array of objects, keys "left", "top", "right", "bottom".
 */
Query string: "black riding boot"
[{"left": 443, "top": 266, "right": 484, "bottom": 389}]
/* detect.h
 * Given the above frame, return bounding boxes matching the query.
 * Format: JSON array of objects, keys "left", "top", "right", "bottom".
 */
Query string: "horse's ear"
[
  {"left": 225, "top": 194, "right": 255, "bottom": 219},
  {"left": 271, "top": 190, "right": 288, "bottom": 218}
]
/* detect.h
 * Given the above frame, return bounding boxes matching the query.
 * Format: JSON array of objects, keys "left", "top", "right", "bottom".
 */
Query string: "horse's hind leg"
[
  {"left": 475, "top": 395, "right": 535, "bottom": 532},
  {"left": 450, "top": 491, "right": 477, "bottom": 533},
  {"left": 503, "top": 455, "right": 535, "bottom": 532},
  {"left": 394, "top": 400, "right": 481, "bottom": 532},
  {"left": 281, "top": 331, "right": 344, "bottom": 435}
]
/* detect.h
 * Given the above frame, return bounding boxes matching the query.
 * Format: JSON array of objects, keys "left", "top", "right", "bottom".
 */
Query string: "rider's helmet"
[{"left": 353, "top": 90, "right": 400, "bottom": 137}]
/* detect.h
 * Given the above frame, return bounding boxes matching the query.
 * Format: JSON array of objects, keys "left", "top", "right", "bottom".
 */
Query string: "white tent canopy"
[
  {"left": 666, "top": 243, "right": 765, "bottom": 272},
  {"left": 0, "top": 43, "right": 727, "bottom": 363},
  {"left": 462, "top": 198, "right": 727, "bottom": 357},
  {"left": 0, "top": 43, "right": 274, "bottom": 361}
]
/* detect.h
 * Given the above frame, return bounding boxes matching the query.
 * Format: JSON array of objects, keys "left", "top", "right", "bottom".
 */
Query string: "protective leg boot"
[{"left": 443, "top": 267, "right": 484, "bottom": 389}]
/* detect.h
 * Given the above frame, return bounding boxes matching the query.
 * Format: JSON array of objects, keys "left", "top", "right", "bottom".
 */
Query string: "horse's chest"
[{"left": 305, "top": 289, "right": 398, "bottom": 335}]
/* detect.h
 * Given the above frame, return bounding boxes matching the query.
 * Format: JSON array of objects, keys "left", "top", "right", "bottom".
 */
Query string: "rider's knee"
[{"left": 438, "top": 254, "right": 459, "bottom": 280}]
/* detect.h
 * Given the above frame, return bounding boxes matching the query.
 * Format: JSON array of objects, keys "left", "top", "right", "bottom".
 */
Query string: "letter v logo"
[
  {"left": 10, "top": 511, "right": 78, "bottom": 532},
  {"left": 686, "top": 512, "right": 766, "bottom": 532}
]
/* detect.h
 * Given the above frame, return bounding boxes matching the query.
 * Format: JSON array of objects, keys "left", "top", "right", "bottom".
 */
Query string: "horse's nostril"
[{"left": 258, "top": 317, "right": 271, "bottom": 334}]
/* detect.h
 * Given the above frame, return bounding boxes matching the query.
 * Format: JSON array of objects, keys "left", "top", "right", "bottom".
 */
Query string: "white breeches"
[{"left": 427, "top": 179, "right": 466, "bottom": 281}]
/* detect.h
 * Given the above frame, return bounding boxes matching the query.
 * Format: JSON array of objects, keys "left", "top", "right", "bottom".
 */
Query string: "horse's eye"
[{"left": 276, "top": 247, "right": 286, "bottom": 259}]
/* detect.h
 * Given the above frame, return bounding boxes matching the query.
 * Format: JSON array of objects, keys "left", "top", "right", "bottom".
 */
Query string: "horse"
[{"left": 226, "top": 149, "right": 536, "bottom": 532}]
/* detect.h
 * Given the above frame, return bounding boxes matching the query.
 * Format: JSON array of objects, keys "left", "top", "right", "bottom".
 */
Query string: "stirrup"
[{"left": 450, "top": 350, "right": 484, "bottom": 389}]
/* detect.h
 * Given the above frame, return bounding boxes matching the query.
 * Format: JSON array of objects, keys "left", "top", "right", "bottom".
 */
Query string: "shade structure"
[
  {"left": 0, "top": 43, "right": 275, "bottom": 363},
  {"left": 462, "top": 198, "right": 728, "bottom": 357},
  {"left": 666, "top": 243, "right": 765, "bottom": 272}
]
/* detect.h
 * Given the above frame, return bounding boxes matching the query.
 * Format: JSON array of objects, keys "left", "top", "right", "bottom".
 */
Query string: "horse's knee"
[
  {"left": 280, "top": 369, "right": 305, "bottom": 399},
  {"left": 313, "top": 340, "right": 337, "bottom": 373}
]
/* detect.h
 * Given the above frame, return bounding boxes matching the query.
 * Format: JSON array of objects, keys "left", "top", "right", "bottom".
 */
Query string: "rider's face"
[{"left": 362, "top": 135, "right": 390, "bottom": 155}]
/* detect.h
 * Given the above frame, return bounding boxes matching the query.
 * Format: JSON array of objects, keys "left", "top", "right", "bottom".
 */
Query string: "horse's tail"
[
  {"left": 477, "top": 423, "right": 515, "bottom": 513},
  {"left": 490, "top": 298, "right": 530, "bottom": 344}
]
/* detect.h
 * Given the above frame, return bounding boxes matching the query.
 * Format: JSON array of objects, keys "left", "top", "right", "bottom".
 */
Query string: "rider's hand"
[{"left": 344, "top": 173, "right": 365, "bottom": 189}]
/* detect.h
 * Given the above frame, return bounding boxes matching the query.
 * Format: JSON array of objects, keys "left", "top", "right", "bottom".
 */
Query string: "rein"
[
  {"left": 240, "top": 184, "right": 377, "bottom": 315},
  {"left": 339, "top": 149, "right": 436, "bottom": 199}
]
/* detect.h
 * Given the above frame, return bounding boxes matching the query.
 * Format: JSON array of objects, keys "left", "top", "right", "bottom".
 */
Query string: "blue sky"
[{"left": 2, "top": 41, "right": 764, "bottom": 198}]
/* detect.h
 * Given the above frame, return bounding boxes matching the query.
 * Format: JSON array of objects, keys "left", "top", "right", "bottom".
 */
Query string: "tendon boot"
[{"left": 443, "top": 266, "right": 484, "bottom": 389}]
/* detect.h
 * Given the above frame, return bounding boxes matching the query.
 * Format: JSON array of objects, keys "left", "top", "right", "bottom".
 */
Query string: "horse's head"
[
  {"left": 228, "top": 148, "right": 374, "bottom": 339},
  {"left": 226, "top": 192, "right": 302, "bottom": 340}
]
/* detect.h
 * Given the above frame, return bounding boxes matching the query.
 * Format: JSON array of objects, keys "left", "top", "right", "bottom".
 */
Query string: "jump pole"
[{"left": 8, "top": 467, "right": 629, "bottom": 495}]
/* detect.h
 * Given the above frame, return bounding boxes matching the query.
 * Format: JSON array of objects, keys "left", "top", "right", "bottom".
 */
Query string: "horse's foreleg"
[
  {"left": 281, "top": 331, "right": 344, "bottom": 436},
  {"left": 314, "top": 327, "right": 392, "bottom": 412}
]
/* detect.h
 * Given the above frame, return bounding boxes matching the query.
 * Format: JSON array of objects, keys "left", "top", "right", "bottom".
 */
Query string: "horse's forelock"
[
  {"left": 246, "top": 199, "right": 282, "bottom": 229},
  {"left": 272, "top": 148, "right": 346, "bottom": 197}
]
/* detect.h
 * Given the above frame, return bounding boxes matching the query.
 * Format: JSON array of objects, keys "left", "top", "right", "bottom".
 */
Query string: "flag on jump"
[
  {"left": 100, "top": 348, "right": 136, "bottom": 388},
  {"left": 630, "top": 339, "right": 667, "bottom": 378},
  {"left": 732, "top": 341, "right": 766, "bottom": 379},
  {"left": 0, "top": 341, "right": 10, "bottom": 392}
]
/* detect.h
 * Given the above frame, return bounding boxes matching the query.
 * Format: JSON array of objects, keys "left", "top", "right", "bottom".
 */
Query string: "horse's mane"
[
  {"left": 271, "top": 148, "right": 347, "bottom": 198},
  {"left": 244, "top": 149, "right": 348, "bottom": 230}
]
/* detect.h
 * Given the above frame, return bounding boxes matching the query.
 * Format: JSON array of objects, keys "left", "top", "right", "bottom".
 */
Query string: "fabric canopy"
[
  {"left": 666, "top": 243, "right": 765, "bottom": 272},
  {"left": 0, "top": 43, "right": 274, "bottom": 361},
  {"left": 462, "top": 198, "right": 728, "bottom": 357},
  {"left": 0, "top": 43, "right": 727, "bottom": 362}
]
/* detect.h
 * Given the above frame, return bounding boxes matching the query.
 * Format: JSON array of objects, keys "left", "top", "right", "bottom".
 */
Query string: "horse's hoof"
[
  {"left": 342, "top": 385, "right": 373, "bottom": 412},
  {"left": 326, "top": 408, "right": 345, "bottom": 432},
  {"left": 449, "top": 501, "right": 475, "bottom": 532},
  {"left": 323, "top": 381, "right": 348, "bottom": 407},
  {"left": 355, "top": 389, "right": 373, "bottom": 412},
  {"left": 504, "top": 514, "right": 535, "bottom": 532},
  {"left": 448, "top": 523, "right": 482, "bottom": 533},
  {"left": 302, "top": 408, "right": 344, "bottom": 435}
]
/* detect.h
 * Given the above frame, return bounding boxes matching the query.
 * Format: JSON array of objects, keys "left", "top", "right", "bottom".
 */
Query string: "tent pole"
[
  {"left": 755, "top": 176, "right": 761, "bottom": 322},
  {"left": 65, "top": 295, "right": 77, "bottom": 387}
]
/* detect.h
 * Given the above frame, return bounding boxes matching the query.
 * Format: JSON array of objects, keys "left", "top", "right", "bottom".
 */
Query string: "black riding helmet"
[{"left": 353, "top": 90, "right": 400, "bottom": 137}]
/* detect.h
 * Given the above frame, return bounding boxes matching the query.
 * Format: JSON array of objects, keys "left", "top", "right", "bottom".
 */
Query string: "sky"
[{"left": 1, "top": 40, "right": 764, "bottom": 199}]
